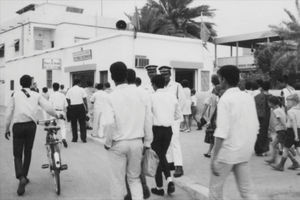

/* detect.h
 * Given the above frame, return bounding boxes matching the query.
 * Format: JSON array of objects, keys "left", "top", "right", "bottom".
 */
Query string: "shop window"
[
  {"left": 14, "top": 39, "right": 20, "bottom": 52},
  {"left": 135, "top": 55, "right": 149, "bottom": 68},
  {"left": 46, "top": 70, "right": 52, "bottom": 88},
  {"left": 201, "top": 71, "right": 210, "bottom": 91},
  {"left": 0, "top": 44, "right": 4, "bottom": 57},
  {"left": 10, "top": 80, "right": 14, "bottom": 90}
]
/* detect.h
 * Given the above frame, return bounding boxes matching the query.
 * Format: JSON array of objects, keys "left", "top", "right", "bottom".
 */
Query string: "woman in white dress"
[{"left": 181, "top": 80, "right": 192, "bottom": 132}]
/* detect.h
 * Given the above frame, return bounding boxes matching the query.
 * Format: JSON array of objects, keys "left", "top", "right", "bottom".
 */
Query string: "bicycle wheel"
[{"left": 53, "top": 169, "right": 60, "bottom": 195}]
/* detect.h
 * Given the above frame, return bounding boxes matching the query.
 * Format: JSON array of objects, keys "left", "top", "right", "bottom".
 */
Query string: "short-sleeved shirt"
[
  {"left": 191, "top": 95, "right": 197, "bottom": 106},
  {"left": 281, "top": 86, "right": 296, "bottom": 105},
  {"left": 49, "top": 91, "right": 67, "bottom": 111},
  {"left": 90, "top": 90, "right": 109, "bottom": 110},
  {"left": 273, "top": 107, "right": 287, "bottom": 131},
  {"left": 66, "top": 85, "right": 87, "bottom": 105},
  {"left": 287, "top": 105, "right": 300, "bottom": 128}
]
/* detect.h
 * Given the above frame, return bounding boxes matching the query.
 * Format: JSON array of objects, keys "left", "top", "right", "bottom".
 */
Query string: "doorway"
[
  {"left": 71, "top": 70, "right": 95, "bottom": 87},
  {"left": 175, "top": 69, "right": 196, "bottom": 89}
]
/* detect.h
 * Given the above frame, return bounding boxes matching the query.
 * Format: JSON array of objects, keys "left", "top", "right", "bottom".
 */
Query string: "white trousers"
[
  {"left": 209, "top": 161, "right": 257, "bottom": 200},
  {"left": 56, "top": 111, "right": 66, "bottom": 140},
  {"left": 93, "top": 108, "right": 104, "bottom": 137},
  {"left": 108, "top": 139, "right": 143, "bottom": 200},
  {"left": 166, "top": 121, "right": 183, "bottom": 166}
]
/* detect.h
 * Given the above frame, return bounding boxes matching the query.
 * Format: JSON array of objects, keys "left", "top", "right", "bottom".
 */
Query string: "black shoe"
[
  {"left": 167, "top": 182, "right": 175, "bottom": 195},
  {"left": 143, "top": 185, "right": 150, "bottom": 199},
  {"left": 62, "top": 139, "right": 68, "bottom": 148},
  {"left": 17, "top": 177, "right": 27, "bottom": 196},
  {"left": 168, "top": 162, "right": 175, "bottom": 171},
  {"left": 204, "top": 153, "right": 211, "bottom": 158},
  {"left": 71, "top": 139, "right": 77, "bottom": 143},
  {"left": 124, "top": 194, "right": 132, "bottom": 200},
  {"left": 86, "top": 126, "right": 93, "bottom": 130},
  {"left": 173, "top": 166, "right": 184, "bottom": 178},
  {"left": 82, "top": 140, "right": 87, "bottom": 143},
  {"left": 151, "top": 188, "right": 164, "bottom": 196}
]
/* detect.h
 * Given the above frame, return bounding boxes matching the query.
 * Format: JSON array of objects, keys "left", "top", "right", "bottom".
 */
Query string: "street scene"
[{"left": 1, "top": 0, "right": 300, "bottom": 200}]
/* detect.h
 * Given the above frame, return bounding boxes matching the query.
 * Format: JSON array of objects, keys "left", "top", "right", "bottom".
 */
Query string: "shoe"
[
  {"left": 86, "top": 126, "right": 93, "bottom": 130},
  {"left": 265, "top": 158, "right": 276, "bottom": 165},
  {"left": 287, "top": 162, "right": 300, "bottom": 170},
  {"left": 167, "top": 181, "right": 175, "bottom": 195},
  {"left": 124, "top": 194, "right": 132, "bottom": 200},
  {"left": 71, "top": 139, "right": 77, "bottom": 143},
  {"left": 271, "top": 157, "right": 287, "bottom": 172},
  {"left": 279, "top": 150, "right": 283, "bottom": 156},
  {"left": 151, "top": 188, "right": 164, "bottom": 196},
  {"left": 143, "top": 186, "right": 151, "bottom": 199},
  {"left": 62, "top": 139, "right": 68, "bottom": 148},
  {"left": 204, "top": 153, "right": 211, "bottom": 158},
  {"left": 173, "top": 166, "right": 184, "bottom": 178},
  {"left": 168, "top": 162, "right": 175, "bottom": 171},
  {"left": 82, "top": 140, "right": 87, "bottom": 143},
  {"left": 17, "top": 177, "right": 27, "bottom": 196},
  {"left": 184, "top": 129, "right": 191, "bottom": 133}
]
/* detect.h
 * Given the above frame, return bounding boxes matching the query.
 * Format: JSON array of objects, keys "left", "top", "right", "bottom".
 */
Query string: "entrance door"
[
  {"left": 175, "top": 69, "right": 195, "bottom": 89},
  {"left": 71, "top": 70, "right": 95, "bottom": 87}
]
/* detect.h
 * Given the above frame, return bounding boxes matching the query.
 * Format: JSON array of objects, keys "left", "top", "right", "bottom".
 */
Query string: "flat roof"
[{"left": 214, "top": 31, "right": 281, "bottom": 48}]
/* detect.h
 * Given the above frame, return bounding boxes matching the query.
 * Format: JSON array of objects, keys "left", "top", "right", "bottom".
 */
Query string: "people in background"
[
  {"left": 145, "top": 65, "right": 158, "bottom": 93},
  {"left": 60, "top": 84, "right": 67, "bottom": 95},
  {"left": 181, "top": 79, "right": 192, "bottom": 132},
  {"left": 102, "top": 62, "right": 152, "bottom": 200},
  {"left": 135, "top": 77, "right": 142, "bottom": 87},
  {"left": 66, "top": 79, "right": 88, "bottom": 143},
  {"left": 84, "top": 81, "right": 96, "bottom": 130},
  {"left": 49, "top": 82, "right": 68, "bottom": 148},
  {"left": 41, "top": 87, "right": 50, "bottom": 120},
  {"left": 190, "top": 89, "right": 198, "bottom": 130},
  {"left": 278, "top": 75, "right": 296, "bottom": 107},
  {"left": 30, "top": 81, "right": 39, "bottom": 93},
  {"left": 5, "top": 75, "right": 59, "bottom": 196},
  {"left": 209, "top": 65, "right": 259, "bottom": 200},
  {"left": 104, "top": 82, "right": 112, "bottom": 94}
]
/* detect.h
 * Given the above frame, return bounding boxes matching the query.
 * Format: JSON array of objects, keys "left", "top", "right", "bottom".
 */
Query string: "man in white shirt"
[
  {"left": 279, "top": 75, "right": 296, "bottom": 107},
  {"left": 66, "top": 79, "right": 88, "bottom": 143},
  {"left": 49, "top": 82, "right": 68, "bottom": 147},
  {"left": 159, "top": 66, "right": 185, "bottom": 178},
  {"left": 150, "top": 74, "right": 181, "bottom": 196},
  {"left": 209, "top": 65, "right": 259, "bottom": 200},
  {"left": 5, "top": 75, "right": 59, "bottom": 196},
  {"left": 102, "top": 62, "right": 152, "bottom": 200},
  {"left": 144, "top": 65, "right": 158, "bottom": 93}
]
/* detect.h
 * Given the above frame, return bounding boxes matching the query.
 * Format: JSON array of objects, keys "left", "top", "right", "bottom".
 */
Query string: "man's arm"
[
  {"left": 38, "top": 95, "right": 57, "bottom": 117},
  {"left": 5, "top": 95, "right": 15, "bottom": 133},
  {"left": 83, "top": 98, "right": 88, "bottom": 113}
]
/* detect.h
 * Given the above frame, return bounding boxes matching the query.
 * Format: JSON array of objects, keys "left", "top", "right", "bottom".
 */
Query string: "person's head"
[
  {"left": 60, "top": 84, "right": 64, "bottom": 90},
  {"left": 212, "top": 85, "right": 222, "bottom": 96},
  {"left": 42, "top": 87, "right": 48, "bottom": 93},
  {"left": 73, "top": 79, "right": 81, "bottom": 86},
  {"left": 151, "top": 75, "right": 165, "bottom": 91},
  {"left": 191, "top": 89, "right": 196, "bottom": 95},
  {"left": 110, "top": 62, "right": 127, "bottom": 84},
  {"left": 87, "top": 81, "right": 93, "bottom": 87},
  {"left": 245, "top": 81, "right": 252, "bottom": 90},
  {"left": 104, "top": 82, "right": 111, "bottom": 89},
  {"left": 278, "top": 75, "right": 289, "bottom": 88},
  {"left": 127, "top": 69, "right": 136, "bottom": 84},
  {"left": 211, "top": 74, "right": 220, "bottom": 86},
  {"left": 217, "top": 65, "right": 240, "bottom": 89},
  {"left": 145, "top": 65, "right": 158, "bottom": 79},
  {"left": 256, "top": 79, "right": 263, "bottom": 88},
  {"left": 158, "top": 66, "right": 172, "bottom": 85},
  {"left": 52, "top": 82, "right": 60, "bottom": 91},
  {"left": 20, "top": 75, "right": 32, "bottom": 88},
  {"left": 268, "top": 95, "right": 281, "bottom": 109},
  {"left": 96, "top": 83, "right": 104, "bottom": 90},
  {"left": 261, "top": 81, "right": 270, "bottom": 92},
  {"left": 286, "top": 93, "right": 300, "bottom": 109},
  {"left": 135, "top": 77, "right": 142, "bottom": 87},
  {"left": 181, "top": 79, "right": 190, "bottom": 88}
]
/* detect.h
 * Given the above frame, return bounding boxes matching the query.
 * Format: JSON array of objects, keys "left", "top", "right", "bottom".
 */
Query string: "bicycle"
[{"left": 37, "top": 118, "right": 68, "bottom": 195}]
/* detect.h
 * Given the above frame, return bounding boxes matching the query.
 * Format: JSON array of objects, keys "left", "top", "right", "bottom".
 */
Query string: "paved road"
[{"left": 0, "top": 122, "right": 191, "bottom": 200}]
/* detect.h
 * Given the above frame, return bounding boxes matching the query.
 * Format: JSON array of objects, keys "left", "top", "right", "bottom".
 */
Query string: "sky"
[{"left": 0, "top": 0, "right": 297, "bottom": 37}]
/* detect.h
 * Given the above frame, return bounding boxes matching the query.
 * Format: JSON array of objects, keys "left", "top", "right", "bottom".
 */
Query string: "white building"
[{"left": 0, "top": 3, "right": 214, "bottom": 106}]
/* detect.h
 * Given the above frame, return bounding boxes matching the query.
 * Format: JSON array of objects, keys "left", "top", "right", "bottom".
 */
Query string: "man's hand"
[
  {"left": 211, "top": 159, "right": 220, "bottom": 176},
  {"left": 143, "top": 146, "right": 150, "bottom": 155},
  {"left": 5, "top": 131, "right": 10, "bottom": 140}
]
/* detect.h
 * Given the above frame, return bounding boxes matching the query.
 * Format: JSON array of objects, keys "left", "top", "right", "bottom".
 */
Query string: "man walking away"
[
  {"left": 66, "top": 79, "right": 88, "bottom": 143},
  {"left": 49, "top": 82, "right": 68, "bottom": 147},
  {"left": 209, "top": 65, "right": 259, "bottom": 200},
  {"left": 102, "top": 62, "right": 152, "bottom": 200},
  {"left": 150, "top": 75, "right": 181, "bottom": 196},
  {"left": 5, "top": 75, "right": 60, "bottom": 196}
]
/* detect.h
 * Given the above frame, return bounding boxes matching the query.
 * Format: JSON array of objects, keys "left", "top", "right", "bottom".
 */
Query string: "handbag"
[{"left": 142, "top": 149, "right": 159, "bottom": 177}]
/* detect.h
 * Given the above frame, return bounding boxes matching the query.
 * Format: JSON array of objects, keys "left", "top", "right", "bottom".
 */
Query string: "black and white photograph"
[{"left": 0, "top": 0, "right": 300, "bottom": 199}]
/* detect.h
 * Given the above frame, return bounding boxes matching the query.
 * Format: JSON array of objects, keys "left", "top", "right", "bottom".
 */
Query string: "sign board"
[
  {"left": 73, "top": 49, "right": 92, "bottom": 62},
  {"left": 42, "top": 58, "right": 62, "bottom": 70}
]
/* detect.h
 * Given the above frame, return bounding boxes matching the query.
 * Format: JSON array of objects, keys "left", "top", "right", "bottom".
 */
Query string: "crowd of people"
[{"left": 4, "top": 62, "right": 300, "bottom": 200}]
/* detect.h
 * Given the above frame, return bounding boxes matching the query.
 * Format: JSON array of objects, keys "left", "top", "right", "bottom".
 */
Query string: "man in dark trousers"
[
  {"left": 5, "top": 75, "right": 59, "bottom": 196},
  {"left": 66, "top": 79, "right": 88, "bottom": 143}
]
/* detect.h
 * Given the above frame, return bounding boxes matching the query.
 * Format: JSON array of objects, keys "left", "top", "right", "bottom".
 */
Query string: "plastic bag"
[{"left": 142, "top": 149, "right": 159, "bottom": 177}]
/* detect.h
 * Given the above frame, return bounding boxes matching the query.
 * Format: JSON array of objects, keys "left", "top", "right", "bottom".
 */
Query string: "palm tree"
[{"left": 127, "top": 0, "right": 217, "bottom": 41}]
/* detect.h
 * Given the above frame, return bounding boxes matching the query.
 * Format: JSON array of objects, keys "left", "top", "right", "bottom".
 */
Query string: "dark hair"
[
  {"left": 278, "top": 75, "right": 289, "bottom": 84},
  {"left": 110, "top": 62, "right": 127, "bottom": 83},
  {"left": 256, "top": 79, "right": 263, "bottom": 87},
  {"left": 268, "top": 95, "right": 281, "bottom": 106},
  {"left": 135, "top": 77, "right": 141, "bottom": 86},
  {"left": 251, "top": 82, "right": 259, "bottom": 90},
  {"left": 42, "top": 87, "right": 48, "bottom": 93},
  {"left": 245, "top": 81, "right": 252, "bottom": 90},
  {"left": 151, "top": 75, "right": 165, "bottom": 89},
  {"left": 191, "top": 89, "right": 196, "bottom": 95},
  {"left": 217, "top": 65, "right": 240, "bottom": 87},
  {"left": 104, "top": 82, "right": 110, "bottom": 88},
  {"left": 127, "top": 69, "right": 136, "bottom": 84},
  {"left": 20, "top": 75, "right": 32, "bottom": 88},
  {"left": 211, "top": 74, "right": 220, "bottom": 86},
  {"left": 73, "top": 79, "right": 80, "bottom": 86},
  {"left": 96, "top": 83, "right": 104, "bottom": 90},
  {"left": 261, "top": 81, "right": 270, "bottom": 91},
  {"left": 181, "top": 79, "right": 190, "bottom": 88},
  {"left": 52, "top": 82, "right": 59, "bottom": 91},
  {"left": 60, "top": 84, "right": 64, "bottom": 89},
  {"left": 87, "top": 81, "right": 93, "bottom": 87}
]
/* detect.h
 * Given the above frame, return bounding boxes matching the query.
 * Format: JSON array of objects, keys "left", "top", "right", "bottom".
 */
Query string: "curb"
[{"left": 87, "top": 134, "right": 211, "bottom": 200}]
